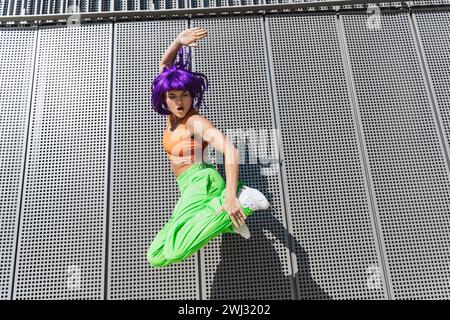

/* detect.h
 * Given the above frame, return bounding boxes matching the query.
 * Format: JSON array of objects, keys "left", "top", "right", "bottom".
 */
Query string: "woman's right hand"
[{"left": 176, "top": 27, "right": 208, "bottom": 47}]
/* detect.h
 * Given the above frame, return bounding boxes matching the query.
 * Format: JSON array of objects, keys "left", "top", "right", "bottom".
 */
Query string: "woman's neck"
[{"left": 170, "top": 107, "right": 194, "bottom": 126}]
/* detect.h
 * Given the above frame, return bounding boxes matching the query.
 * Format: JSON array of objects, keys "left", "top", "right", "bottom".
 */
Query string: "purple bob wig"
[{"left": 151, "top": 46, "right": 209, "bottom": 116}]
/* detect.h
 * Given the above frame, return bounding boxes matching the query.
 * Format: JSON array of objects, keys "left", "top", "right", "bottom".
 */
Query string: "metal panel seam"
[
  {"left": 336, "top": 13, "right": 393, "bottom": 300},
  {"left": 189, "top": 17, "right": 205, "bottom": 301},
  {"left": 11, "top": 27, "right": 39, "bottom": 300},
  {"left": 262, "top": 14, "right": 298, "bottom": 300},
  {"left": 105, "top": 22, "right": 114, "bottom": 300}
]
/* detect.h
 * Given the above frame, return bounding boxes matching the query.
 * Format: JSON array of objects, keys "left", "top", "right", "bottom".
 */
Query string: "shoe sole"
[{"left": 234, "top": 224, "right": 251, "bottom": 239}]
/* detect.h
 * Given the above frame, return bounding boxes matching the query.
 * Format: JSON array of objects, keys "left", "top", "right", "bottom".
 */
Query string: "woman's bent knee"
[{"left": 147, "top": 247, "right": 170, "bottom": 268}]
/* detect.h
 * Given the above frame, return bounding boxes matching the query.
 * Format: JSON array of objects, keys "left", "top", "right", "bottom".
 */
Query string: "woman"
[{"left": 147, "top": 27, "right": 270, "bottom": 268}]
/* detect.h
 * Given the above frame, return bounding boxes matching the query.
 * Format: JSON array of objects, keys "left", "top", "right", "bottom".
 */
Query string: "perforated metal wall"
[
  {"left": 1, "top": 7, "right": 450, "bottom": 300},
  {"left": 266, "top": 13, "right": 388, "bottom": 299},
  {"left": 11, "top": 24, "right": 111, "bottom": 299},
  {"left": 108, "top": 20, "right": 200, "bottom": 300},
  {"left": 191, "top": 16, "right": 294, "bottom": 300},
  {"left": 0, "top": 27, "right": 36, "bottom": 300},
  {"left": 340, "top": 10, "right": 450, "bottom": 299}
]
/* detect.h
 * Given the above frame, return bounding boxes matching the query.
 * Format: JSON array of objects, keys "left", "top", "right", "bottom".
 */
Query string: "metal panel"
[
  {"left": 191, "top": 16, "right": 295, "bottom": 300},
  {"left": 0, "top": 27, "right": 36, "bottom": 300},
  {"left": 341, "top": 10, "right": 450, "bottom": 299},
  {"left": 267, "top": 13, "right": 389, "bottom": 299},
  {"left": 108, "top": 20, "right": 200, "bottom": 300},
  {"left": 12, "top": 23, "right": 111, "bottom": 299},
  {"left": 412, "top": 10, "right": 450, "bottom": 168}
]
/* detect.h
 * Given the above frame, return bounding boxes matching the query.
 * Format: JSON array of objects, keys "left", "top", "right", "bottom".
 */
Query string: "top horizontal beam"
[{"left": 0, "top": 1, "right": 449, "bottom": 26}]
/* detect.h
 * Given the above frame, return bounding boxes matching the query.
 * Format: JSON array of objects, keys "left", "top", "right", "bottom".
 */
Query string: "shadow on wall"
[{"left": 211, "top": 157, "right": 330, "bottom": 300}]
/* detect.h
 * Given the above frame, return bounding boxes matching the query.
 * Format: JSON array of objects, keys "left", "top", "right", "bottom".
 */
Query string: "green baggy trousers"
[{"left": 147, "top": 162, "right": 253, "bottom": 268}]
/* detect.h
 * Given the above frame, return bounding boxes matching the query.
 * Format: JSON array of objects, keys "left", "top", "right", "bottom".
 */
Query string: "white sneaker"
[
  {"left": 237, "top": 186, "right": 270, "bottom": 211},
  {"left": 233, "top": 186, "right": 270, "bottom": 239}
]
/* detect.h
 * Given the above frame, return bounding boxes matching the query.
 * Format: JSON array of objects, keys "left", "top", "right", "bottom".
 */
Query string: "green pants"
[{"left": 147, "top": 162, "right": 253, "bottom": 268}]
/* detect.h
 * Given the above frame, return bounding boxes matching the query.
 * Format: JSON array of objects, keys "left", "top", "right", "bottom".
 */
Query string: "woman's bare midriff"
[
  {"left": 171, "top": 162, "right": 194, "bottom": 178},
  {"left": 170, "top": 146, "right": 207, "bottom": 177},
  {"left": 168, "top": 117, "right": 206, "bottom": 178}
]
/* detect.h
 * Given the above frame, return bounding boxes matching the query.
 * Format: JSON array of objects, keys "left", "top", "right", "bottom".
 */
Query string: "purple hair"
[{"left": 151, "top": 46, "right": 209, "bottom": 116}]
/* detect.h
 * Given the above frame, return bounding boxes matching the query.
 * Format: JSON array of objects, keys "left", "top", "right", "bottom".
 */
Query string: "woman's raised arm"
[{"left": 159, "top": 27, "right": 208, "bottom": 72}]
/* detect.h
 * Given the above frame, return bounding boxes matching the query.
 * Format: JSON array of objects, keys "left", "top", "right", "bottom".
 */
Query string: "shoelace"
[
  {"left": 240, "top": 188, "right": 264, "bottom": 210},
  {"left": 242, "top": 197, "right": 256, "bottom": 210}
]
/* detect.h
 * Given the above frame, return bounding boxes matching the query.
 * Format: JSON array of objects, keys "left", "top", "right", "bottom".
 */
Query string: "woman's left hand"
[
  {"left": 215, "top": 196, "right": 246, "bottom": 228},
  {"left": 176, "top": 27, "right": 208, "bottom": 47}
]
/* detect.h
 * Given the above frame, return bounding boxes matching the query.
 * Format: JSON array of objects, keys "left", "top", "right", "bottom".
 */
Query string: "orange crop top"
[{"left": 162, "top": 108, "right": 208, "bottom": 165}]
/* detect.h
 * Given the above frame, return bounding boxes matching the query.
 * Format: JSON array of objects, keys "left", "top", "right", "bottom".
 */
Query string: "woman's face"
[{"left": 165, "top": 89, "right": 193, "bottom": 119}]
